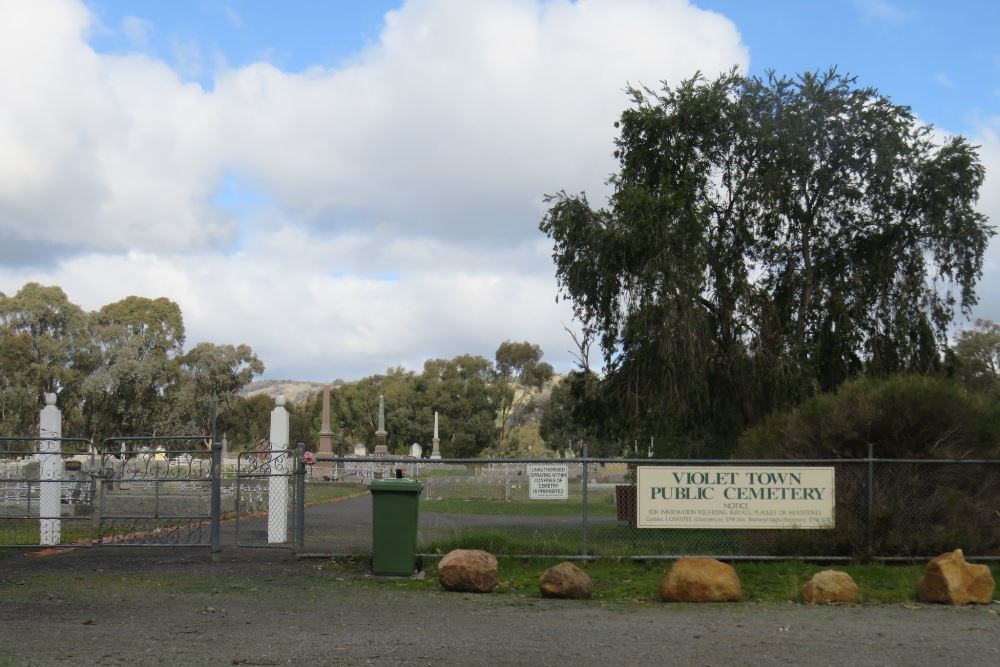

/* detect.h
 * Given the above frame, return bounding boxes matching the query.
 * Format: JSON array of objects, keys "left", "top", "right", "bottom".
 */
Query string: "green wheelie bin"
[{"left": 369, "top": 477, "right": 423, "bottom": 575}]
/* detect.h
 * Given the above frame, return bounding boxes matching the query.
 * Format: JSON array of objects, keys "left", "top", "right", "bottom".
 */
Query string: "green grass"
[
  {"left": 421, "top": 498, "right": 616, "bottom": 517},
  {"left": 303, "top": 483, "right": 367, "bottom": 505},
  {"left": 413, "top": 467, "right": 475, "bottom": 479},
  {"left": 0, "top": 518, "right": 94, "bottom": 547},
  {"left": 418, "top": 525, "right": 741, "bottom": 558},
  {"left": 363, "top": 557, "right": 1000, "bottom": 604}
]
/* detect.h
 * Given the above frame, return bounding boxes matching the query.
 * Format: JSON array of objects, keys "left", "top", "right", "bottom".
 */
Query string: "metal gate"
[
  {"left": 1, "top": 434, "right": 305, "bottom": 554},
  {"left": 0, "top": 437, "right": 96, "bottom": 547},
  {"left": 97, "top": 436, "right": 215, "bottom": 546},
  {"left": 234, "top": 444, "right": 300, "bottom": 549}
]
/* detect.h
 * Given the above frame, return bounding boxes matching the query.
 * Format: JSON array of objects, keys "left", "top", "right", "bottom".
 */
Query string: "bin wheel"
[{"left": 416, "top": 555, "right": 424, "bottom": 573}]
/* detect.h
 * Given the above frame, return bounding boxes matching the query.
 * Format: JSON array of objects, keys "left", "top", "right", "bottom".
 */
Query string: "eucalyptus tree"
[
  {"left": 492, "top": 341, "right": 553, "bottom": 453},
  {"left": 82, "top": 296, "right": 186, "bottom": 439},
  {"left": 541, "top": 69, "right": 992, "bottom": 454},
  {"left": 0, "top": 283, "right": 95, "bottom": 434},
  {"left": 163, "top": 342, "right": 265, "bottom": 438}
]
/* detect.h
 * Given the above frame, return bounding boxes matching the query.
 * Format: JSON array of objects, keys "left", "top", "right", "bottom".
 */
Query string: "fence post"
[
  {"left": 581, "top": 442, "right": 589, "bottom": 557},
  {"left": 294, "top": 442, "right": 305, "bottom": 556},
  {"left": 866, "top": 441, "right": 874, "bottom": 561},
  {"left": 210, "top": 437, "right": 222, "bottom": 560},
  {"left": 268, "top": 395, "right": 290, "bottom": 543},
  {"left": 38, "top": 394, "right": 62, "bottom": 546}
]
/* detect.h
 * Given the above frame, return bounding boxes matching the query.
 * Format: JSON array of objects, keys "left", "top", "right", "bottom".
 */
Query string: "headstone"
[
  {"left": 409, "top": 443, "right": 422, "bottom": 458},
  {"left": 430, "top": 411, "right": 442, "bottom": 459},
  {"left": 318, "top": 384, "right": 334, "bottom": 455},
  {"left": 353, "top": 443, "right": 367, "bottom": 457},
  {"left": 267, "top": 395, "right": 290, "bottom": 544},
  {"left": 221, "top": 433, "right": 229, "bottom": 460},
  {"left": 373, "top": 394, "right": 388, "bottom": 455},
  {"left": 38, "top": 393, "right": 61, "bottom": 546}
]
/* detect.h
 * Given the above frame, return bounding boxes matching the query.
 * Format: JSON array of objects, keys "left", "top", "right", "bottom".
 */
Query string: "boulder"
[
  {"left": 659, "top": 557, "right": 741, "bottom": 602},
  {"left": 437, "top": 549, "right": 498, "bottom": 593},
  {"left": 918, "top": 549, "right": 995, "bottom": 605},
  {"left": 539, "top": 562, "right": 593, "bottom": 599},
  {"left": 801, "top": 570, "right": 859, "bottom": 604}
]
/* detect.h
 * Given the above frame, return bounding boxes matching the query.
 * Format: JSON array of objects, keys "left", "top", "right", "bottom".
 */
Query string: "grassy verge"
[
  {"left": 421, "top": 498, "right": 616, "bottom": 517},
  {"left": 417, "top": 526, "right": 741, "bottom": 558},
  {"left": 361, "top": 557, "right": 1000, "bottom": 605}
]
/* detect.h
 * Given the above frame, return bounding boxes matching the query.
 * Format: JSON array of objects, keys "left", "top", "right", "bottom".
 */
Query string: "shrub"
[
  {"left": 736, "top": 375, "right": 1000, "bottom": 459},
  {"left": 735, "top": 376, "right": 1000, "bottom": 558}
]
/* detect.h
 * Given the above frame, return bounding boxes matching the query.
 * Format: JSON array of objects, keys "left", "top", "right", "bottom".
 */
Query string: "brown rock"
[
  {"left": 539, "top": 562, "right": 593, "bottom": 599},
  {"left": 659, "top": 557, "right": 741, "bottom": 602},
  {"left": 918, "top": 549, "right": 995, "bottom": 605},
  {"left": 437, "top": 549, "right": 498, "bottom": 593},
  {"left": 801, "top": 570, "right": 859, "bottom": 604}
]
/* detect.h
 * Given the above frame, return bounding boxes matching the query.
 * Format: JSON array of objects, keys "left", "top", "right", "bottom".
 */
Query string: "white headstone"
[
  {"left": 354, "top": 443, "right": 367, "bottom": 457},
  {"left": 38, "top": 393, "right": 61, "bottom": 545},
  {"left": 430, "top": 411, "right": 442, "bottom": 459},
  {"left": 268, "top": 394, "right": 290, "bottom": 544},
  {"left": 409, "top": 443, "right": 422, "bottom": 458}
]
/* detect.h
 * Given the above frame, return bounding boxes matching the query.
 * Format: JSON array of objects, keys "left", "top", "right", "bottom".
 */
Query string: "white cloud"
[
  {"left": 121, "top": 15, "right": 152, "bottom": 49},
  {"left": 971, "top": 118, "right": 1000, "bottom": 323},
  {"left": 851, "top": 0, "right": 911, "bottom": 23},
  {"left": 0, "top": 0, "right": 749, "bottom": 378}
]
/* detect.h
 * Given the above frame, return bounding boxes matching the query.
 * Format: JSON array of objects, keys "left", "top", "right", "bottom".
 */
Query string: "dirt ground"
[{"left": 1, "top": 546, "right": 999, "bottom": 667}]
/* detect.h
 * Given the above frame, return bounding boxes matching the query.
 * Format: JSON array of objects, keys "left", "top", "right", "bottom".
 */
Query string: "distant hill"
[{"left": 240, "top": 379, "right": 327, "bottom": 404}]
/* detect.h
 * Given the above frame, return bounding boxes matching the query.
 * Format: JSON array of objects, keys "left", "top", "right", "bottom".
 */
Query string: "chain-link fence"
[
  {"left": 303, "top": 456, "right": 1000, "bottom": 561},
  {"left": 234, "top": 447, "right": 297, "bottom": 548},
  {"left": 0, "top": 437, "right": 96, "bottom": 547}
]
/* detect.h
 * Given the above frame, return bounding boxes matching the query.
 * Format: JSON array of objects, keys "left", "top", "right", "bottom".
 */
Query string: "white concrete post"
[
  {"left": 38, "top": 393, "right": 62, "bottom": 545},
  {"left": 268, "top": 395, "right": 290, "bottom": 543}
]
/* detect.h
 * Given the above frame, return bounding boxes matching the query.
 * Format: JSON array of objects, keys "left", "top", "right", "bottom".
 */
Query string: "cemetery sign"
[
  {"left": 636, "top": 466, "right": 835, "bottom": 529},
  {"left": 528, "top": 464, "right": 569, "bottom": 500}
]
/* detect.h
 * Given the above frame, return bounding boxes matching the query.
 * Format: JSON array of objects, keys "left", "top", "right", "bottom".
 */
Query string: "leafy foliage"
[
  {"left": 735, "top": 375, "right": 1000, "bottom": 459},
  {"left": 492, "top": 340, "right": 554, "bottom": 454},
  {"left": 0, "top": 283, "right": 264, "bottom": 442},
  {"left": 541, "top": 69, "right": 992, "bottom": 455},
  {"left": 954, "top": 319, "right": 1000, "bottom": 395}
]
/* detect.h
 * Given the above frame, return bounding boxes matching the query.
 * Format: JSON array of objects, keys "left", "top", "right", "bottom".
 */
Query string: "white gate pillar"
[
  {"left": 268, "top": 395, "right": 290, "bottom": 543},
  {"left": 38, "top": 393, "right": 62, "bottom": 545}
]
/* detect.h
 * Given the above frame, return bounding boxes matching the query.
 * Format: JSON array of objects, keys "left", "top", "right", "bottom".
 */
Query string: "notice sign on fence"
[
  {"left": 636, "top": 466, "right": 835, "bottom": 529},
  {"left": 528, "top": 464, "right": 569, "bottom": 500}
]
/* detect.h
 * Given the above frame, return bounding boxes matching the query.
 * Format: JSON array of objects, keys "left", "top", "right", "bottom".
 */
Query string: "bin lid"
[{"left": 368, "top": 478, "right": 423, "bottom": 493}]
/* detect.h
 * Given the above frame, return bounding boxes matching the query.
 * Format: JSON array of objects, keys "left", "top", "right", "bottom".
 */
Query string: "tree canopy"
[
  {"left": 0, "top": 283, "right": 264, "bottom": 441},
  {"left": 540, "top": 69, "right": 992, "bottom": 455}
]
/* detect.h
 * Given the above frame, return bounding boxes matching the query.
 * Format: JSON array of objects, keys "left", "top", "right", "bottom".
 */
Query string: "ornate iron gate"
[
  {"left": 97, "top": 436, "right": 215, "bottom": 546},
  {"left": 235, "top": 445, "right": 298, "bottom": 549}
]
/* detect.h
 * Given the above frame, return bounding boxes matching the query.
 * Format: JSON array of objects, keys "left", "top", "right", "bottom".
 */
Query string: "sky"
[{"left": 1, "top": 0, "right": 998, "bottom": 382}]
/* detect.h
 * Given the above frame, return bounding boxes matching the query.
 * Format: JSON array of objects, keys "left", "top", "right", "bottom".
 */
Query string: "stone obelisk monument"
[
  {"left": 373, "top": 394, "right": 389, "bottom": 455},
  {"left": 430, "top": 411, "right": 442, "bottom": 459},
  {"left": 318, "top": 384, "right": 334, "bottom": 456}
]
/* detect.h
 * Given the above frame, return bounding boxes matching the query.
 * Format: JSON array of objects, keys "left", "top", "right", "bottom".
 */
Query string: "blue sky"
[{"left": 2, "top": 1, "right": 998, "bottom": 381}]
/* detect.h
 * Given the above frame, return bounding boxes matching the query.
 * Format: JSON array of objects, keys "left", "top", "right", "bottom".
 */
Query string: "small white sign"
[
  {"left": 637, "top": 466, "right": 835, "bottom": 529},
  {"left": 528, "top": 464, "right": 568, "bottom": 500}
]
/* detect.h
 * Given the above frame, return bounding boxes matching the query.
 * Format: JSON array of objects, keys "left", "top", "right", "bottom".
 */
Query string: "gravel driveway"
[{"left": 1, "top": 546, "right": 998, "bottom": 666}]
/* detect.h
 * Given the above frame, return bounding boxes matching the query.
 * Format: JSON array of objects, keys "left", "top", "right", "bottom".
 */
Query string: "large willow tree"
[{"left": 540, "top": 69, "right": 992, "bottom": 455}]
